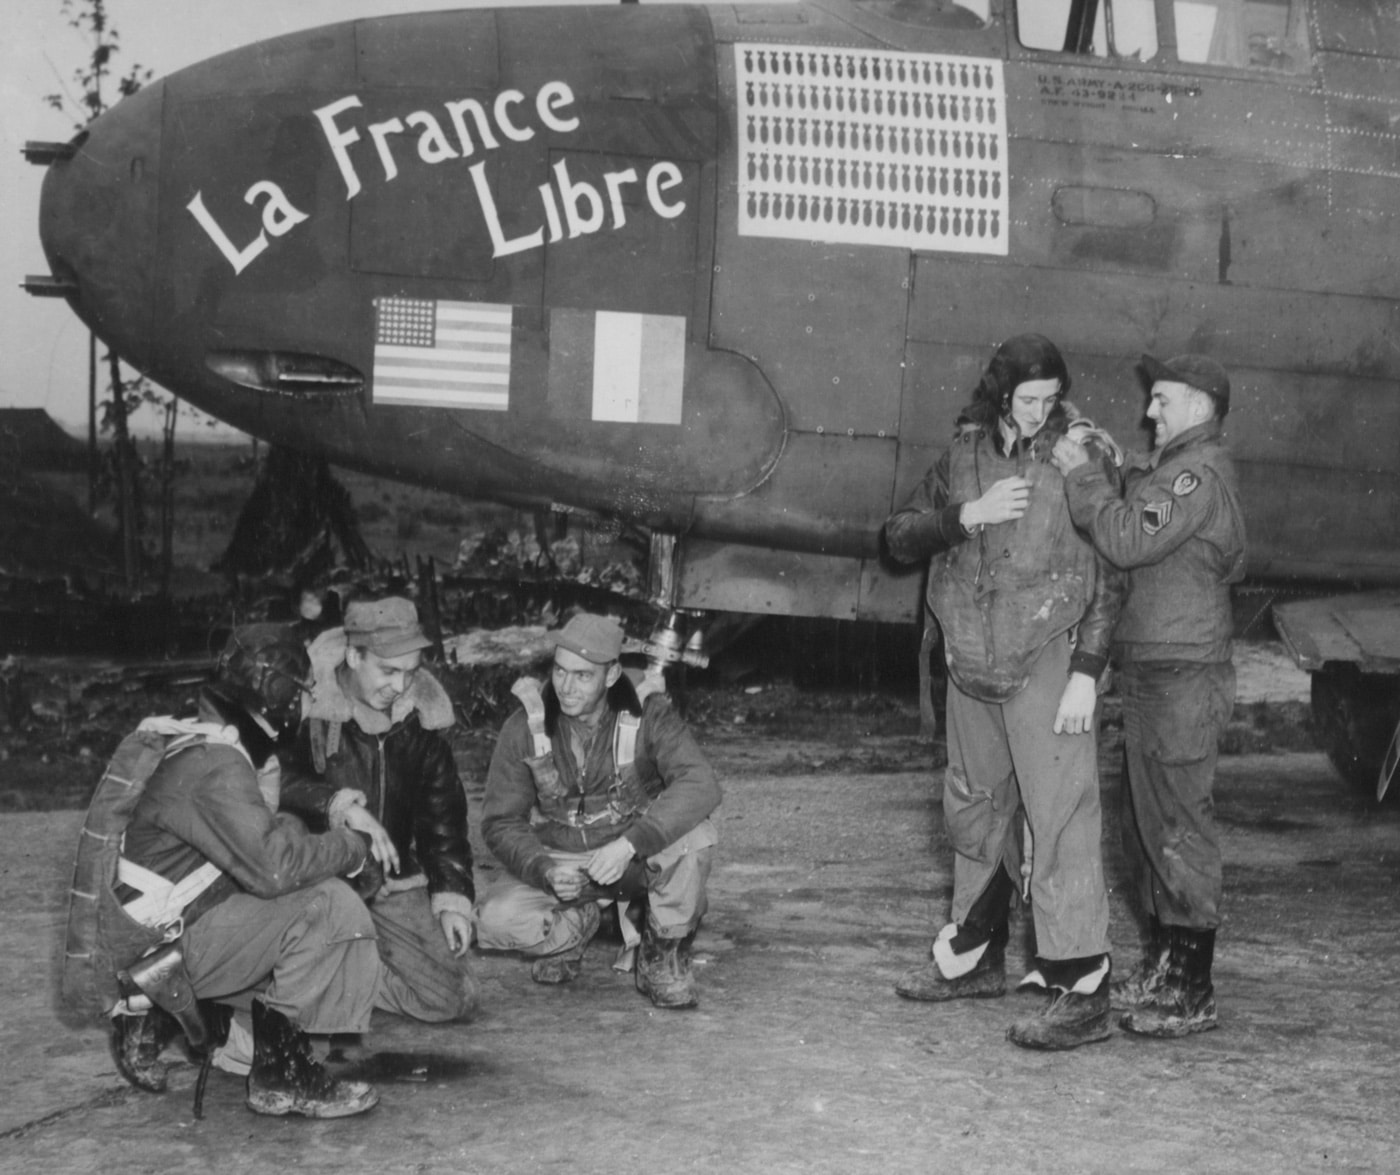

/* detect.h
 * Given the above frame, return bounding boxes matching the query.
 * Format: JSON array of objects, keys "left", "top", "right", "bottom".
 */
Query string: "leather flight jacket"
[{"left": 894, "top": 416, "right": 1122, "bottom": 703}]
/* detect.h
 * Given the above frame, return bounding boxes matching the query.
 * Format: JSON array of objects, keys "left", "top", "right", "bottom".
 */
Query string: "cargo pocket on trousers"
[
  {"left": 1139, "top": 667, "right": 1232, "bottom": 765},
  {"left": 942, "top": 765, "right": 1002, "bottom": 863}
]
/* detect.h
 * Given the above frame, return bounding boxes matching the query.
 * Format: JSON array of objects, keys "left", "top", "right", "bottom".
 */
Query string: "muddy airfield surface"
[{"left": 3, "top": 649, "right": 1398, "bottom": 1174}]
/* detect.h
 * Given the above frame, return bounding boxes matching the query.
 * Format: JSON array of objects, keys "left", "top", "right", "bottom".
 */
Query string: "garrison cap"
[
  {"left": 549, "top": 613, "right": 625, "bottom": 665},
  {"left": 343, "top": 597, "right": 433, "bottom": 658},
  {"left": 1140, "top": 353, "right": 1230, "bottom": 414}
]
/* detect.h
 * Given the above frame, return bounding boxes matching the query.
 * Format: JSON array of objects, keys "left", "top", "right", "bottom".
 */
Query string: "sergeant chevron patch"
[{"left": 1142, "top": 500, "right": 1173, "bottom": 534}]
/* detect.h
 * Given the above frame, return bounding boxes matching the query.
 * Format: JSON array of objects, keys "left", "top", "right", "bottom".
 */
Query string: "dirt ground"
[{"left": 3, "top": 647, "right": 1398, "bottom": 1174}]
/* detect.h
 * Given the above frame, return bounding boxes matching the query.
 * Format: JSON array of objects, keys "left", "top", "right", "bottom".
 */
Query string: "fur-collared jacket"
[
  {"left": 883, "top": 401, "right": 1125, "bottom": 703},
  {"left": 279, "top": 630, "right": 475, "bottom": 916}
]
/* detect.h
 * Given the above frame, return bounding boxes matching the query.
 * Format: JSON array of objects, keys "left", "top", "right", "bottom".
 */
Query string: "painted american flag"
[{"left": 372, "top": 296, "right": 512, "bottom": 411}]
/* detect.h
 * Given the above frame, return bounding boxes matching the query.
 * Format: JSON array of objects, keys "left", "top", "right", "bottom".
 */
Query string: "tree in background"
[
  {"left": 45, "top": 0, "right": 157, "bottom": 588},
  {"left": 215, "top": 447, "right": 372, "bottom": 587},
  {"left": 43, "top": 0, "right": 371, "bottom": 610}
]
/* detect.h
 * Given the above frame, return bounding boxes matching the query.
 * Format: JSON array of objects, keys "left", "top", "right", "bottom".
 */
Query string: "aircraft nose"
[{"left": 36, "top": 82, "right": 163, "bottom": 371}]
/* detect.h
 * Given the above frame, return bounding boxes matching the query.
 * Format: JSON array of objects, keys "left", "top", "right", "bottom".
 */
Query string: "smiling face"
[
  {"left": 551, "top": 647, "right": 621, "bottom": 723},
  {"left": 345, "top": 646, "right": 422, "bottom": 712},
  {"left": 1147, "top": 379, "right": 1214, "bottom": 448},
  {"left": 1004, "top": 377, "right": 1062, "bottom": 440}
]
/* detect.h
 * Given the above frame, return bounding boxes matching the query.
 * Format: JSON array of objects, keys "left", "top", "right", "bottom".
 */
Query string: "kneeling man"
[
  {"left": 281, "top": 597, "right": 479, "bottom": 1024},
  {"left": 477, "top": 613, "right": 721, "bottom": 1009}
]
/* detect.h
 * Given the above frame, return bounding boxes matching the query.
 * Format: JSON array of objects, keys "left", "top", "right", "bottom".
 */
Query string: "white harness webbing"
[
  {"left": 510, "top": 677, "right": 645, "bottom": 771},
  {"left": 613, "top": 712, "right": 640, "bottom": 771},
  {"left": 117, "top": 859, "right": 224, "bottom": 934},
  {"left": 117, "top": 717, "right": 249, "bottom": 934},
  {"left": 511, "top": 677, "right": 553, "bottom": 758}
]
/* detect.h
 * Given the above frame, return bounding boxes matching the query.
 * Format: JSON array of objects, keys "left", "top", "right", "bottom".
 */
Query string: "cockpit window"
[
  {"left": 1016, "top": 0, "right": 1309, "bottom": 72},
  {"left": 952, "top": 0, "right": 991, "bottom": 20},
  {"left": 1021, "top": 0, "right": 1160, "bottom": 59},
  {"left": 854, "top": 0, "right": 990, "bottom": 27},
  {"left": 1174, "top": 0, "right": 1309, "bottom": 71}
]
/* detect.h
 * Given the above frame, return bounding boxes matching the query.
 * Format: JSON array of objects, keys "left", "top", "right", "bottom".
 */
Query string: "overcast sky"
[{"left": 0, "top": 0, "right": 678, "bottom": 438}]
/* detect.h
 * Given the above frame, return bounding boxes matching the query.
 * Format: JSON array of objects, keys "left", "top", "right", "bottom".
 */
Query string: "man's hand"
[
  {"left": 962, "top": 476, "right": 1030, "bottom": 529},
  {"left": 1053, "top": 672, "right": 1099, "bottom": 735},
  {"left": 586, "top": 838, "right": 636, "bottom": 886},
  {"left": 438, "top": 909, "right": 474, "bottom": 957},
  {"left": 341, "top": 805, "right": 400, "bottom": 874},
  {"left": 1051, "top": 435, "right": 1089, "bottom": 476},
  {"left": 545, "top": 862, "right": 588, "bottom": 903}
]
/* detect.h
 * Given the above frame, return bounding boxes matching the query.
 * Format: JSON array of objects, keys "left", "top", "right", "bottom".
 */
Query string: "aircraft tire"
[{"left": 1309, "top": 663, "right": 1400, "bottom": 801}]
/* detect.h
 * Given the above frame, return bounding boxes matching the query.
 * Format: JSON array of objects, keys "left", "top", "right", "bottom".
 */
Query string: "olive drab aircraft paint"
[{"left": 24, "top": 0, "right": 1400, "bottom": 785}]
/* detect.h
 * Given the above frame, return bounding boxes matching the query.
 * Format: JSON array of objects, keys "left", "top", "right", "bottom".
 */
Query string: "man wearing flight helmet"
[
  {"left": 107, "top": 624, "right": 381, "bottom": 1117},
  {"left": 883, "top": 334, "right": 1124, "bottom": 1050}
]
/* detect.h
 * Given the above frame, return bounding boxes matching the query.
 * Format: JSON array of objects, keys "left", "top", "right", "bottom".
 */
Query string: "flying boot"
[
  {"left": 111, "top": 1006, "right": 183, "bottom": 1093},
  {"left": 896, "top": 867, "right": 1014, "bottom": 1001},
  {"left": 1111, "top": 914, "right": 1169, "bottom": 1012},
  {"left": 1007, "top": 955, "right": 1112, "bottom": 1051},
  {"left": 530, "top": 902, "right": 602, "bottom": 985},
  {"left": 635, "top": 916, "right": 699, "bottom": 1009},
  {"left": 1118, "top": 926, "right": 1218, "bottom": 1038},
  {"left": 245, "top": 1000, "right": 379, "bottom": 1118}
]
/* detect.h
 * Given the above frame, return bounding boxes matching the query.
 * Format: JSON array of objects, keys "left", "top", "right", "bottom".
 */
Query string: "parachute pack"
[{"left": 62, "top": 718, "right": 240, "bottom": 1019}]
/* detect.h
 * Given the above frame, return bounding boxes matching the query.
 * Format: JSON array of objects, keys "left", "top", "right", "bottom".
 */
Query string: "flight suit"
[
  {"left": 119, "top": 720, "right": 379, "bottom": 1035},
  {"left": 1065, "top": 419, "right": 1247, "bottom": 927},
  {"left": 478, "top": 676, "right": 720, "bottom": 954},
  {"left": 886, "top": 412, "right": 1122, "bottom": 965}
]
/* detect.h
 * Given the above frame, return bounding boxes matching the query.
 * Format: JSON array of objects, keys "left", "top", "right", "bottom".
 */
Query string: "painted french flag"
[{"left": 549, "top": 309, "right": 686, "bottom": 425}]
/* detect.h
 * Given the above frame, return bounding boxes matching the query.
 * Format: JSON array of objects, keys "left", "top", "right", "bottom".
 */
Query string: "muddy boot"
[
  {"left": 1008, "top": 956, "right": 1112, "bottom": 1051},
  {"left": 245, "top": 1001, "right": 379, "bottom": 1118},
  {"left": 111, "top": 1006, "right": 183, "bottom": 1093},
  {"left": 530, "top": 903, "right": 602, "bottom": 985},
  {"left": 896, "top": 921, "right": 1008, "bottom": 1002},
  {"left": 1111, "top": 915, "right": 1169, "bottom": 1012},
  {"left": 1119, "top": 927, "right": 1218, "bottom": 1038},
  {"left": 635, "top": 919, "right": 698, "bottom": 1010}
]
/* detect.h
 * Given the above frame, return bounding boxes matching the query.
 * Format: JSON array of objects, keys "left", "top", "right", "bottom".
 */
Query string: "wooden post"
[
  {"left": 108, "top": 352, "right": 138, "bottom": 589},
  {"left": 160, "top": 398, "right": 178, "bottom": 601},
  {"left": 87, "top": 333, "right": 97, "bottom": 516}
]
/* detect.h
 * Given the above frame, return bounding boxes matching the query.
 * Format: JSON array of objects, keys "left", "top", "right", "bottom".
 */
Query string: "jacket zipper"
[{"left": 376, "top": 734, "right": 387, "bottom": 828}]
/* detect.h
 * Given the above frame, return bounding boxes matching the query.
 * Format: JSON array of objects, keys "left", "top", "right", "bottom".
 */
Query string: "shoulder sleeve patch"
[
  {"left": 1171, "top": 470, "right": 1200, "bottom": 497},
  {"left": 1142, "top": 500, "right": 1174, "bottom": 535}
]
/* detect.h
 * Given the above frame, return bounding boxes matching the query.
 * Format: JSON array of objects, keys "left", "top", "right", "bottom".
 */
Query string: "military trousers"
[
  {"left": 476, "top": 819, "right": 717, "bottom": 955},
  {"left": 943, "top": 633, "right": 1110, "bottom": 961},
  {"left": 1119, "top": 659, "right": 1235, "bottom": 929},
  {"left": 369, "top": 888, "right": 480, "bottom": 1023},
  {"left": 181, "top": 878, "right": 378, "bottom": 1034}
]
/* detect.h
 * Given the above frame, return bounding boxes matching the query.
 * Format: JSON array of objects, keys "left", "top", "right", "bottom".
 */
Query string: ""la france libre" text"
[{"left": 187, "top": 80, "right": 688, "bottom": 274}]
